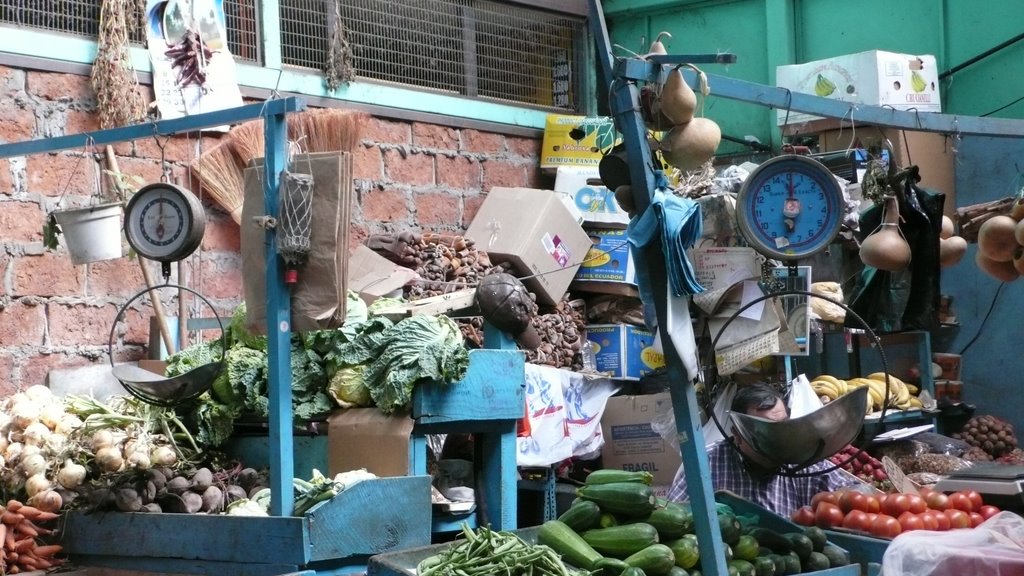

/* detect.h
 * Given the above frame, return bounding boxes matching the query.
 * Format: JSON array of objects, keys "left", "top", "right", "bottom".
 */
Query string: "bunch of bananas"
[{"left": 811, "top": 373, "right": 924, "bottom": 413}]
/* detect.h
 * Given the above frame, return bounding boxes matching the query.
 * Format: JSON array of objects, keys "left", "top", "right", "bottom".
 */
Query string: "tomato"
[
  {"left": 863, "top": 495, "right": 881, "bottom": 514},
  {"left": 944, "top": 508, "right": 971, "bottom": 529},
  {"left": 919, "top": 510, "right": 939, "bottom": 531},
  {"left": 897, "top": 511, "right": 924, "bottom": 532},
  {"left": 979, "top": 505, "right": 1002, "bottom": 520},
  {"left": 904, "top": 493, "right": 926, "bottom": 514},
  {"left": 932, "top": 510, "right": 951, "bottom": 531},
  {"left": 815, "top": 502, "right": 845, "bottom": 529},
  {"left": 883, "top": 493, "right": 911, "bottom": 517},
  {"left": 969, "top": 512, "right": 985, "bottom": 528},
  {"left": 865, "top": 512, "right": 879, "bottom": 526},
  {"left": 791, "top": 505, "right": 815, "bottom": 526},
  {"left": 843, "top": 509, "right": 871, "bottom": 532},
  {"left": 812, "top": 491, "right": 839, "bottom": 509},
  {"left": 964, "top": 490, "right": 984, "bottom": 512},
  {"left": 870, "top": 514, "right": 903, "bottom": 538},
  {"left": 917, "top": 486, "right": 934, "bottom": 499},
  {"left": 948, "top": 492, "right": 973, "bottom": 512},
  {"left": 925, "top": 491, "right": 950, "bottom": 511},
  {"left": 838, "top": 491, "right": 868, "bottom": 513}
]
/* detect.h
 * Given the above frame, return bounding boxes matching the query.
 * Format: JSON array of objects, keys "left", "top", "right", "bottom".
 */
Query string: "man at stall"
[{"left": 667, "top": 383, "right": 860, "bottom": 516}]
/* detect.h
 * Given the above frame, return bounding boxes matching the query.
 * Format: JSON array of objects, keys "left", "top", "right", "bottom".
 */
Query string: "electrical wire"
[
  {"left": 981, "top": 94, "right": 1024, "bottom": 117},
  {"left": 957, "top": 281, "right": 1006, "bottom": 355}
]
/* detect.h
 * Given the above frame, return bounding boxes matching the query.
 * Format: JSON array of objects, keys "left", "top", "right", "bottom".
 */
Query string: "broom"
[
  {"left": 192, "top": 140, "right": 245, "bottom": 224},
  {"left": 227, "top": 108, "right": 367, "bottom": 168}
]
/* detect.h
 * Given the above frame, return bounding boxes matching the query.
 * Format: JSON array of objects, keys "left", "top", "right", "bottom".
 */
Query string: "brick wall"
[{"left": 0, "top": 67, "right": 547, "bottom": 394}]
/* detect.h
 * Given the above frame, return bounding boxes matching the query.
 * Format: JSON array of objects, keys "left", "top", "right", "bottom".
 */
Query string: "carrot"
[
  {"left": 6, "top": 500, "right": 22, "bottom": 513},
  {"left": 32, "top": 544, "right": 62, "bottom": 558},
  {"left": 1, "top": 512, "right": 23, "bottom": 526},
  {"left": 28, "top": 510, "right": 58, "bottom": 523},
  {"left": 4, "top": 524, "right": 15, "bottom": 550},
  {"left": 13, "top": 537, "right": 34, "bottom": 554},
  {"left": 13, "top": 521, "right": 37, "bottom": 538},
  {"left": 14, "top": 506, "right": 41, "bottom": 522},
  {"left": 17, "top": 553, "right": 40, "bottom": 570}
]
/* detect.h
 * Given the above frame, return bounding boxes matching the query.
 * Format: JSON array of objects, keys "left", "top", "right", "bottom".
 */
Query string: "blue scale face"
[{"left": 738, "top": 156, "right": 843, "bottom": 260}]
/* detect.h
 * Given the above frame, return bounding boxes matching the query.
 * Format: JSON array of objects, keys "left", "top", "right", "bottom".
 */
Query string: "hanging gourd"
[
  {"left": 645, "top": 31, "right": 672, "bottom": 57},
  {"left": 976, "top": 251, "right": 1020, "bottom": 282},
  {"left": 939, "top": 235, "right": 967, "bottom": 267},
  {"left": 659, "top": 66, "right": 698, "bottom": 125},
  {"left": 660, "top": 118, "right": 722, "bottom": 172},
  {"left": 859, "top": 195, "right": 912, "bottom": 272},
  {"left": 977, "top": 215, "right": 1018, "bottom": 262}
]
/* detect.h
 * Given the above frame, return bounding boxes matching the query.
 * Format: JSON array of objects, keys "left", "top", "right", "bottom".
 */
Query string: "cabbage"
[{"left": 328, "top": 365, "right": 373, "bottom": 408}]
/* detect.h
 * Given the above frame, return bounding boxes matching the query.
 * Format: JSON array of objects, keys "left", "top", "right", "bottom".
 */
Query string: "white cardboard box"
[
  {"left": 553, "top": 166, "right": 630, "bottom": 228},
  {"left": 776, "top": 50, "right": 941, "bottom": 125},
  {"left": 600, "top": 392, "right": 682, "bottom": 488}
]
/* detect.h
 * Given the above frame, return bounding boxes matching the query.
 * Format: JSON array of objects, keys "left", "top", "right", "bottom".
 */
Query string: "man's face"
[{"left": 734, "top": 399, "right": 788, "bottom": 464}]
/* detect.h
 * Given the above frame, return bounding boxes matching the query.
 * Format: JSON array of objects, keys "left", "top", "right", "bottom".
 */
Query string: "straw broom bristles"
[
  {"left": 227, "top": 120, "right": 265, "bottom": 168},
  {"left": 226, "top": 109, "right": 367, "bottom": 171},
  {"left": 192, "top": 141, "right": 245, "bottom": 224}
]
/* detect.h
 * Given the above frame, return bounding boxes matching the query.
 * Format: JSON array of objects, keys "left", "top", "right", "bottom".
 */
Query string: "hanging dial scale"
[
  {"left": 124, "top": 182, "right": 206, "bottom": 271},
  {"left": 736, "top": 155, "right": 845, "bottom": 261}
]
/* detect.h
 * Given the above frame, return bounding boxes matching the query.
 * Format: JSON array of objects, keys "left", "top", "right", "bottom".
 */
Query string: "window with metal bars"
[{"left": 0, "top": 0, "right": 583, "bottom": 111}]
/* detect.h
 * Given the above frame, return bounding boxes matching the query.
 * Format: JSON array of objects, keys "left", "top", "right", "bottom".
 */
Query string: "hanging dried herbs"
[
  {"left": 324, "top": 0, "right": 356, "bottom": 91},
  {"left": 165, "top": 29, "right": 214, "bottom": 88},
  {"left": 92, "top": 0, "right": 146, "bottom": 129}
]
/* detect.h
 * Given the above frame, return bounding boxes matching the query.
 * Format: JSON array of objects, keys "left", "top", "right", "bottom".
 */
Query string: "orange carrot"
[
  {"left": 32, "top": 544, "right": 62, "bottom": 558},
  {"left": 13, "top": 521, "right": 36, "bottom": 538},
  {"left": 6, "top": 500, "right": 22, "bottom": 513},
  {"left": 29, "top": 510, "right": 58, "bottom": 523},
  {"left": 13, "top": 538, "right": 33, "bottom": 554},
  {"left": 4, "top": 524, "right": 15, "bottom": 550},
  {"left": 14, "top": 506, "right": 41, "bottom": 521},
  {"left": 1, "top": 512, "right": 23, "bottom": 526}
]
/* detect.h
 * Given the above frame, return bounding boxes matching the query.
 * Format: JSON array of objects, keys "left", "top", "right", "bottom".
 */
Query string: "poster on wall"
[{"left": 145, "top": 0, "right": 244, "bottom": 121}]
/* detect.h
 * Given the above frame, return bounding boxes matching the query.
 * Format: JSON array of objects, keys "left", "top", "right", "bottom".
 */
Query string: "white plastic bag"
[{"left": 881, "top": 511, "right": 1024, "bottom": 576}]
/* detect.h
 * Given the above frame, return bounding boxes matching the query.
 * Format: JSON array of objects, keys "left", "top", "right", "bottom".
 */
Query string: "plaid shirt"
[{"left": 666, "top": 440, "right": 859, "bottom": 517}]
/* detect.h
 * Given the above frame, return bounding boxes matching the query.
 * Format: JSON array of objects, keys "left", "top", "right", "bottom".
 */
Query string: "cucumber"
[
  {"left": 558, "top": 500, "right": 602, "bottom": 532},
  {"left": 624, "top": 543, "right": 677, "bottom": 576},
  {"left": 537, "top": 520, "right": 606, "bottom": 570},
  {"left": 585, "top": 469, "right": 654, "bottom": 486},
  {"left": 582, "top": 523, "right": 660, "bottom": 558},
  {"left": 577, "top": 482, "right": 657, "bottom": 517}
]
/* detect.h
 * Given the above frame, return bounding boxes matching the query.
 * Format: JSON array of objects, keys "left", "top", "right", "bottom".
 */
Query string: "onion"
[
  {"left": 39, "top": 403, "right": 65, "bottom": 430},
  {"left": 11, "top": 402, "right": 40, "bottom": 430},
  {"left": 4, "top": 442, "right": 23, "bottom": 463},
  {"left": 92, "top": 429, "right": 115, "bottom": 451},
  {"left": 19, "top": 453, "right": 47, "bottom": 477},
  {"left": 24, "top": 384, "right": 53, "bottom": 404},
  {"left": 0, "top": 411, "right": 13, "bottom": 434},
  {"left": 95, "top": 446, "right": 125, "bottom": 473},
  {"left": 55, "top": 414, "right": 83, "bottom": 435},
  {"left": 22, "top": 421, "right": 51, "bottom": 447},
  {"left": 24, "top": 473, "right": 50, "bottom": 498},
  {"left": 150, "top": 445, "right": 178, "bottom": 467},
  {"left": 127, "top": 450, "right": 152, "bottom": 470},
  {"left": 20, "top": 444, "right": 41, "bottom": 459},
  {"left": 661, "top": 118, "right": 721, "bottom": 172},
  {"left": 28, "top": 489, "right": 62, "bottom": 514},
  {"left": 0, "top": 435, "right": 8, "bottom": 455},
  {"left": 57, "top": 460, "right": 88, "bottom": 489}
]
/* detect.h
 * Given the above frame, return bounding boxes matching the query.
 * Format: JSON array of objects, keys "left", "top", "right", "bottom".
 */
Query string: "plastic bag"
[
  {"left": 873, "top": 439, "right": 930, "bottom": 461},
  {"left": 882, "top": 511, "right": 1024, "bottom": 576},
  {"left": 897, "top": 453, "right": 974, "bottom": 475},
  {"left": 914, "top": 432, "right": 972, "bottom": 456}
]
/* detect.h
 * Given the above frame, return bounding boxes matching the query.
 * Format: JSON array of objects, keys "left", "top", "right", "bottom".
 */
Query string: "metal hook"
[{"left": 150, "top": 121, "right": 172, "bottom": 183}]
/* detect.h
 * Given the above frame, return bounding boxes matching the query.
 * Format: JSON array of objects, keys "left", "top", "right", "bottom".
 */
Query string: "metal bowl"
[{"left": 729, "top": 386, "right": 868, "bottom": 470}]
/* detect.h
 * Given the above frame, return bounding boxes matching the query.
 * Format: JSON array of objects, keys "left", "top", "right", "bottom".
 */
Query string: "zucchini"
[
  {"left": 577, "top": 482, "right": 657, "bottom": 517},
  {"left": 537, "top": 520, "right": 606, "bottom": 570},
  {"left": 558, "top": 500, "right": 602, "bottom": 532},
  {"left": 624, "top": 544, "right": 677, "bottom": 576},
  {"left": 582, "top": 523, "right": 660, "bottom": 558},
  {"left": 748, "top": 527, "right": 791, "bottom": 555},
  {"left": 585, "top": 469, "right": 654, "bottom": 486},
  {"left": 644, "top": 502, "right": 693, "bottom": 540},
  {"left": 599, "top": 512, "right": 620, "bottom": 528}
]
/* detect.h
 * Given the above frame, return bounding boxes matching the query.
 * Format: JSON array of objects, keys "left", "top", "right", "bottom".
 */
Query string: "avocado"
[{"left": 802, "top": 526, "right": 827, "bottom": 553}]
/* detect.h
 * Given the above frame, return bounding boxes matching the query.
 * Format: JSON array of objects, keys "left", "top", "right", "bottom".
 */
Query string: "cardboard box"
[
  {"left": 465, "top": 187, "right": 591, "bottom": 306},
  {"left": 540, "top": 115, "right": 617, "bottom": 173},
  {"left": 572, "top": 229, "right": 639, "bottom": 297},
  {"left": 326, "top": 408, "right": 414, "bottom": 478},
  {"left": 586, "top": 323, "right": 664, "bottom": 380},
  {"left": 347, "top": 244, "right": 418, "bottom": 305},
  {"left": 776, "top": 50, "right": 941, "bottom": 126},
  {"left": 600, "top": 392, "right": 682, "bottom": 488},
  {"left": 553, "top": 166, "right": 630, "bottom": 228}
]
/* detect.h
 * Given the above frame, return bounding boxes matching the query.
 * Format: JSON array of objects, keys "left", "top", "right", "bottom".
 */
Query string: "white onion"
[
  {"left": 20, "top": 444, "right": 41, "bottom": 459},
  {"left": 95, "top": 446, "right": 124, "bottom": 473},
  {"left": 57, "top": 460, "right": 88, "bottom": 489},
  {"left": 150, "top": 445, "right": 178, "bottom": 467},
  {"left": 0, "top": 435, "right": 9, "bottom": 455},
  {"left": 55, "top": 414, "right": 83, "bottom": 435},
  {"left": 39, "top": 403, "right": 65, "bottom": 430},
  {"left": 28, "top": 489, "right": 62, "bottom": 514},
  {"left": 126, "top": 451, "right": 151, "bottom": 470},
  {"left": 22, "top": 421, "right": 51, "bottom": 447},
  {"left": 92, "top": 429, "right": 115, "bottom": 451},
  {"left": 4, "top": 442, "right": 23, "bottom": 463},
  {"left": 24, "top": 473, "right": 50, "bottom": 498},
  {"left": 19, "top": 453, "right": 47, "bottom": 477},
  {"left": 11, "top": 402, "right": 40, "bottom": 430},
  {"left": 44, "top": 432, "right": 67, "bottom": 453},
  {"left": 23, "top": 384, "right": 54, "bottom": 404}
]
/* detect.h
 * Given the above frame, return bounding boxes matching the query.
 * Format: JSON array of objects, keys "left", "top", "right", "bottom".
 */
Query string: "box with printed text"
[
  {"left": 600, "top": 392, "right": 682, "bottom": 488},
  {"left": 586, "top": 323, "right": 664, "bottom": 380}
]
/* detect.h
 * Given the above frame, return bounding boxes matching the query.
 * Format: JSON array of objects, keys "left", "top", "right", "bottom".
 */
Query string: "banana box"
[
  {"left": 587, "top": 323, "right": 664, "bottom": 380},
  {"left": 540, "top": 115, "right": 618, "bottom": 174},
  {"left": 776, "top": 50, "right": 941, "bottom": 126}
]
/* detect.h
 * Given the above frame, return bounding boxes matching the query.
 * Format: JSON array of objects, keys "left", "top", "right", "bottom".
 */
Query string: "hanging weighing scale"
[
  {"left": 109, "top": 182, "right": 226, "bottom": 407},
  {"left": 736, "top": 154, "right": 845, "bottom": 262}
]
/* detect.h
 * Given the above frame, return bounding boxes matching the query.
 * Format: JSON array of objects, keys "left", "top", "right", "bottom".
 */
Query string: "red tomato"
[
  {"left": 944, "top": 508, "right": 972, "bottom": 529},
  {"left": 948, "top": 492, "right": 973, "bottom": 513},
  {"left": 870, "top": 514, "right": 903, "bottom": 538},
  {"left": 883, "top": 493, "right": 911, "bottom": 517},
  {"left": 815, "top": 502, "right": 845, "bottom": 529},
  {"left": 791, "top": 505, "right": 815, "bottom": 526},
  {"left": 897, "top": 511, "right": 924, "bottom": 532},
  {"left": 812, "top": 491, "right": 839, "bottom": 509},
  {"left": 932, "top": 510, "right": 951, "bottom": 531},
  {"left": 905, "top": 494, "right": 927, "bottom": 514},
  {"left": 863, "top": 495, "right": 881, "bottom": 514},
  {"left": 865, "top": 512, "right": 879, "bottom": 526},
  {"left": 965, "top": 490, "right": 984, "bottom": 512},
  {"left": 838, "top": 491, "right": 868, "bottom": 513},
  {"left": 925, "top": 491, "right": 950, "bottom": 511},
  {"left": 969, "top": 512, "right": 985, "bottom": 528},
  {"left": 919, "top": 511, "right": 939, "bottom": 531},
  {"left": 918, "top": 486, "right": 934, "bottom": 499},
  {"left": 843, "top": 509, "right": 871, "bottom": 532},
  {"left": 979, "top": 505, "right": 1002, "bottom": 520}
]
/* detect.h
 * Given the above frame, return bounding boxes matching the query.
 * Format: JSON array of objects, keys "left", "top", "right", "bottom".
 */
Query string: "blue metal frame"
[{"left": 0, "top": 97, "right": 307, "bottom": 517}]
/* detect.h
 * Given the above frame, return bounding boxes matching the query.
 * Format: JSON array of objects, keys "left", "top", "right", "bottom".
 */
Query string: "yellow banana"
[
  {"left": 911, "top": 71, "right": 927, "bottom": 93},
  {"left": 815, "top": 374, "right": 843, "bottom": 387},
  {"left": 812, "top": 381, "right": 839, "bottom": 399},
  {"left": 815, "top": 74, "right": 837, "bottom": 97},
  {"left": 906, "top": 384, "right": 920, "bottom": 395},
  {"left": 908, "top": 396, "right": 924, "bottom": 408},
  {"left": 867, "top": 372, "right": 905, "bottom": 388}
]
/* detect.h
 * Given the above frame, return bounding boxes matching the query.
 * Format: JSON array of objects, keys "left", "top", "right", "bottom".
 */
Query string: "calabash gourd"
[
  {"left": 940, "top": 215, "right": 955, "bottom": 239},
  {"left": 645, "top": 31, "right": 672, "bottom": 57},
  {"left": 977, "top": 215, "right": 1018, "bottom": 262},
  {"left": 1015, "top": 218, "right": 1024, "bottom": 247},
  {"left": 1011, "top": 198, "right": 1024, "bottom": 221},
  {"left": 660, "top": 67, "right": 697, "bottom": 125},
  {"left": 939, "top": 236, "right": 967, "bottom": 267},
  {"left": 976, "top": 251, "right": 1020, "bottom": 282},
  {"left": 859, "top": 196, "right": 911, "bottom": 272},
  {"left": 661, "top": 118, "right": 721, "bottom": 172}
]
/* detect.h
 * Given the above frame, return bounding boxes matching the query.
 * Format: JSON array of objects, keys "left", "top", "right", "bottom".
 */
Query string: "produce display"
[
  {"left": 950, "top": 414, "right": 1019, "bottom": 458},
  {"left": 827, "top": 445, "right": 893, "bottom": 492},
  {"left": 417, "top": 524, "right": 592, "bottom": 576},
  {"left": 528, "top": 471, "right": 853, "bottom": 575},
  {"left": 810, "top": 373, "right": 923, "bottom": 413},
  {"left": 790, "top": 487, "right": 1002, "bottom": 539},
  {"left": 0, "top": 499, "right": 64, "bottom": 573}
]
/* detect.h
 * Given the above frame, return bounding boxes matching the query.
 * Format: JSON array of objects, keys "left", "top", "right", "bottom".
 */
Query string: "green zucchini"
[
  {"left": 644, "top": 503, "right": 694, "bottom": 540},
  {"left": 537, "top": 520, "right": 606, "bottom": 570},
  {"left": 624, "top": 544, "right": 677, "bottom": 576},
  {"left": 558, "top": 500, "right": 602, "bottom": 532},
  {"left": 600, "top": 512, "right": 620, "bottom": 528},
  {"left": 585, "top": 469, "right": 654, "bottom": 486},
  {"left": 747, "top": 527, "right": 791, "bottom": 555},
  {"left": 582, "top": 523, "right": 660, "bottom": 558},
  {"left": 577, "top": 482, "right": 657, "bottom": 517}
]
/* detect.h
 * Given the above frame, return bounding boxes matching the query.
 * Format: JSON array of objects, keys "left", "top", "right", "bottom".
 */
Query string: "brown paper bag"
[{"left": 241, "top": 152, "right": 351, "bottom": 333}]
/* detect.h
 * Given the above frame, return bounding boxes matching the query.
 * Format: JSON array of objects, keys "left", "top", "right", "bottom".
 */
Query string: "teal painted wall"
[{"left": 603, "top": 0, "right": 1024, "bottom": 429}]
